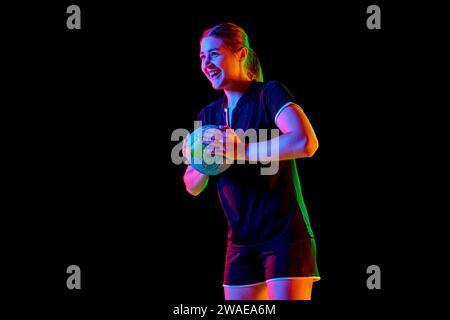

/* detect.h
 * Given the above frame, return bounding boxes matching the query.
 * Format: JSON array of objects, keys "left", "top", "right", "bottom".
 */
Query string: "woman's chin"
[
  {"left": 213, "top": 79, "right": 228, "bottom": 90},
  {"left": 211, "top": 82, "right": 222, "bottom": 90}
]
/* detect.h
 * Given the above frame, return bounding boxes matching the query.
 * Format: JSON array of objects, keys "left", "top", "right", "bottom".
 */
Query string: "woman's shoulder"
[
  {"left": 197, "top": 96, "right": 224, "bottom": 118},
  {"left": 260, "top": 80, "right": 287, "bottom": 90},
  {"left": 256, "top": 80, "right": 293, "bottom": 99}
]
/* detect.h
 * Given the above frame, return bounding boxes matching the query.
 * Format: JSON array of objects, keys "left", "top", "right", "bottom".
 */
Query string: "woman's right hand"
[{"left": 181, "top": 133, "right": 191, "bottom": 164}]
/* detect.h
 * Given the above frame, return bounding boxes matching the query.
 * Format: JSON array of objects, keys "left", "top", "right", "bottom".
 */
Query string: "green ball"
[{"left": 188, "top": 125, "right": 231, "bottom": 175}]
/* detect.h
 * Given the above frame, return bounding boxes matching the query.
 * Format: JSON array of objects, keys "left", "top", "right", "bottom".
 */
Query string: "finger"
[
  {"left": 203, "top": 138, "right": 224, "bottom": 146},
  {"left": 205, "top": 141, "right": 226, "bottom": 149},
  {"left": 206, "top": 148, "right": 225, "bottom": 156}
]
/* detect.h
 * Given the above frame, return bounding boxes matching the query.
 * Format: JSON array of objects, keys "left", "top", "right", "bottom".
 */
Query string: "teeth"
[{"left": 210, "top": 70, "right": 220, "bottom": 77}]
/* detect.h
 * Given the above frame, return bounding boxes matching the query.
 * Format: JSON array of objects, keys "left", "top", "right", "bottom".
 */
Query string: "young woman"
[{"left": 183, "top": 22, "right": 320, "bottom": 300}]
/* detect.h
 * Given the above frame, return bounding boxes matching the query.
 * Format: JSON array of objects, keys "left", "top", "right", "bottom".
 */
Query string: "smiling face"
[{"left": 200, "top": 36, "right": 247, "bottom": 90}]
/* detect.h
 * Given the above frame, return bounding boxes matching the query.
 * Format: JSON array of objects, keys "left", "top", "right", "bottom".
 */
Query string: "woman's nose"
[{"left": 204, "top": 56, "right": 213, "bottom": 67}]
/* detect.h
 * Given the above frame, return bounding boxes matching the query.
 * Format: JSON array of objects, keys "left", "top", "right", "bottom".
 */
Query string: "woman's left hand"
[{"left": 203, "top": 127, "right": 247, "bottom": 161}]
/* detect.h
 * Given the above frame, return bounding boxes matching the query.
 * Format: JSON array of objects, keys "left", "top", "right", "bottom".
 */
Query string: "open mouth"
[{"left": 209, "top": 70, "right": 221, "bottom": 79}]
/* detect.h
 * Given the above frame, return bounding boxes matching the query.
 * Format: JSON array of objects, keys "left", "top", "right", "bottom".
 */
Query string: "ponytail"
[{"left": 246, "top": 47, "right": 264, "bottom": 82}]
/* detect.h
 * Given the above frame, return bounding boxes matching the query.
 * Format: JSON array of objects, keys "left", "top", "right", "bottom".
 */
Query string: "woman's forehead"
[{"left": 200, "top": 36, "right": 225, "bottom": 52}]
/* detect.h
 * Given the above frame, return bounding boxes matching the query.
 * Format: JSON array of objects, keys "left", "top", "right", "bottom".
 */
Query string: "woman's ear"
[{"left": 239, "top": 47, "right": 248, "bottom": 62}]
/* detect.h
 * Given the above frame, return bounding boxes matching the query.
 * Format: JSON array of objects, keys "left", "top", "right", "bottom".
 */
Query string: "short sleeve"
[
  {"left": 197, "top": 108, "right": 206, "bottom": 124},
  {"left": 263, "top": 81, "right": 299, "bottom": 123}
]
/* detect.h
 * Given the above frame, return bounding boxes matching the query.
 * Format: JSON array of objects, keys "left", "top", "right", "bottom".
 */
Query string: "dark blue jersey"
[{"left": 198, "top": 81, "right": 315, "bottom": 245}]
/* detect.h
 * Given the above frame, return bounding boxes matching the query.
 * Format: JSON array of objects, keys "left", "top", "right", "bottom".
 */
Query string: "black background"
[{"left": 3, "top": 0, "right": 440, "bottom": 318}]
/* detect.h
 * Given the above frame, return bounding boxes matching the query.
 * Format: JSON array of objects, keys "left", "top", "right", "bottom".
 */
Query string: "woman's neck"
[{"left": 224, "top": 80, "right": 252, "bottom": 108}]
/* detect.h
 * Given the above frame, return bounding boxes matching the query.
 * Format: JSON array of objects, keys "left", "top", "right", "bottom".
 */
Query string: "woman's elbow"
[
  {"left": 183, "top": 176, "right": 198, "bottom": 196},
  {"left": 183, "top": 173, "right": 205, "bottom": 196},
  {"left": 186, "top": 185, "right": 201, "bottom": 196},
  {"left": 303, "top": 136, "right": 319, "bottom": 158}
]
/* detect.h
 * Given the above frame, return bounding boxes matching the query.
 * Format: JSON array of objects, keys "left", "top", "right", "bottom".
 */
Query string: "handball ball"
[{"left": 184, "top": 125, "right": 231, "bottom": 176}]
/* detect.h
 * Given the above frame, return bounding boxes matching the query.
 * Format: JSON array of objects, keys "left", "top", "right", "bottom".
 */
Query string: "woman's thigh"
[
  {"left": 266, "top": 278, "right": 314, "bottom": 300},
  {"left": 224, "top": 282, "right": 269, "bottom": 300}
]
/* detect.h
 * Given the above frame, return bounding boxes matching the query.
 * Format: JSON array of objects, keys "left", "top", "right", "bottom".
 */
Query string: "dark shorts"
[{"left": 223, "top": 236, "right": 320, "bottom": 286}]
